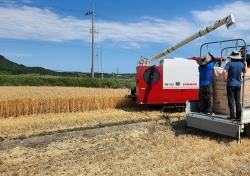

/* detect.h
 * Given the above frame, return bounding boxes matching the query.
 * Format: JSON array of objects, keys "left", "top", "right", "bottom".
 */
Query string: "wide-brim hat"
[
  {"left": 199, "top": 54, "right": 212, "bottom": 66},
  {"left": 227, "top": 50, "right": 242, "bottom": 59}
]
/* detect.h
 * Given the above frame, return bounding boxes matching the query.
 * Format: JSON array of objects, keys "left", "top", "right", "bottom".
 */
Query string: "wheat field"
[
  {"left": 0, "top": 86, "right": 165, "bottom": 139},
  {"left": 0, "top": 86, "right": 135, "bottom": 118},
  {"left": 1, "top": 86, "right": 250, "bottom": 175}
]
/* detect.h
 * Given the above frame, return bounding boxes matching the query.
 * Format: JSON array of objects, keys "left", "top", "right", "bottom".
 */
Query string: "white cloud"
[
  {"left": 1, "top": 1, "right": 250, "bottom": 48},
  {"left": 95, "top": 17, "right": 196, "bottom": 47},
  {"left": 0, "top": 4, "right": 197, "bottom": 47},
  {"left": 191, "top": 1, "right": 250, "bottom": 41},
  {"left": 0, "top": 5, "right": 86, "bottom": 42}
]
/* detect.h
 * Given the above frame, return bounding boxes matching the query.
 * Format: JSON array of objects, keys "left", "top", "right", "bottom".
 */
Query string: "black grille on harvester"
[{"left": 143, "top": 67, "right": 160, "bottom": 85}]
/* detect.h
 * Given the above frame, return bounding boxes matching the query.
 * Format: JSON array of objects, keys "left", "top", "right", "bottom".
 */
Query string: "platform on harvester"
[{"left": 185, "top": 100, "right": 250, "bottom": 142}]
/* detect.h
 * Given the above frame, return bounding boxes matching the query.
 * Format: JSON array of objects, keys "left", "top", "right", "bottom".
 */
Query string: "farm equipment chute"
[{"left": 138, "top": 14, "right": 235, "bottom": 66}]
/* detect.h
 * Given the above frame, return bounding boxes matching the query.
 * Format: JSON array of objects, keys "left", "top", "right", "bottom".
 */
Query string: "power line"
[
  {"left": 0, "top": 2, "right": 172, "bottom": 57},
  {"left": 0, "top": 38, "right": 155, "bottom": 57},
  {"left": 0, "top": 38, "right": 89, "bottom": 48},
  {"left": 0, "top": 1, "right": 170, "bottom": 51}
]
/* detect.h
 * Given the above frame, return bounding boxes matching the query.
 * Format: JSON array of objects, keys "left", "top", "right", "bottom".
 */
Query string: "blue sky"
[{"left": 1, "top": 0, "right": 250, "bottom": 74}]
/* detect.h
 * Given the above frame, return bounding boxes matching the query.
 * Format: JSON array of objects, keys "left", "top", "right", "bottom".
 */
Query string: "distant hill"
[
  {"left": 0, "top": 55, "right": 135, "bottom": 78},
  {"left": 0, "top": 55, "right": 62, "bottom": 75}
]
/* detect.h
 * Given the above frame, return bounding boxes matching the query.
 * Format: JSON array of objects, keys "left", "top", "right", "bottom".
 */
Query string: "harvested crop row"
[{"left": 0, "top": 108, "right": 164, "bottom": 139}]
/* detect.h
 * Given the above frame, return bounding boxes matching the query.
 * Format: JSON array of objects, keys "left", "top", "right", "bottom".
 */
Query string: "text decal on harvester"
[
  {"left": 182, "top": 83, "right": 198, "bottom": 86},
  {"left": 164, "top": 83, "right": 175, "bottom": 86}
]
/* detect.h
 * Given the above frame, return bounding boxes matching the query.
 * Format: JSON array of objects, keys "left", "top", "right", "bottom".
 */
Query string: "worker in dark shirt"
[
  {"left": 240, "top": 46, "right": 250, "bottom": 67},
  {"left": 223, "top": 50, "right": 247, "bottom": 121}
]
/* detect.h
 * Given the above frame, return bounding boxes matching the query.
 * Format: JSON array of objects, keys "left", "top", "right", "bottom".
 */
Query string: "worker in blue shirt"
[
  {"left": 198, "top": 53, "right": 216, "bottom": 115},
  {"left": 223, "top": 50, "right": 247, "bottom": 121}
]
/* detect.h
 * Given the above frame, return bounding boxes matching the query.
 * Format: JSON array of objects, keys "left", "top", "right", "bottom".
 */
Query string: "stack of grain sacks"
[
  {"left": 213, "top": 67, "right": 229, "bottom": 115},
  {"left": 213, "top": 67, "right": 250, "bottom": 115}
]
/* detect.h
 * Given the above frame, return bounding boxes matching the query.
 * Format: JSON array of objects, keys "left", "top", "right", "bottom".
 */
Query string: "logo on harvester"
[{"left": 182, "top": 83, "right": 197, "bottom": 86}]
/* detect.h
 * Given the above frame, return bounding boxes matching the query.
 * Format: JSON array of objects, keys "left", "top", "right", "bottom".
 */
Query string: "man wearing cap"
[
  {"left": 240, "top": 46, "right": 250, "bottom": 67},
  {"left": 198, "top": 53, "right": 216, "bottom": 115},
  {"left": 222, "top": 50, "right": 247, "bottom": 121}
]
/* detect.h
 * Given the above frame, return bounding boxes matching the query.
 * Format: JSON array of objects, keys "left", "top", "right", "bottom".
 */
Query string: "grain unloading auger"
[
  {"left": 129, "top": 14, "right": 235, "bottom": 107},
  {"left": 138, "top": 14, "right": 235, "bottom": 65}
]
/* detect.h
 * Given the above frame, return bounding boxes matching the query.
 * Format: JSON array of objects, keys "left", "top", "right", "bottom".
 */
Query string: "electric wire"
[{"left": 0, "top": 1, "right": 190, "bottom": 58}]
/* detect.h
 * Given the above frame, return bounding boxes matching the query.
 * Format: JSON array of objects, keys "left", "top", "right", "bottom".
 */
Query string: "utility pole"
[
  {"left": 85, "top": 2, "right": 96, "bottom": 78},
  {"left": 101, "top": 46, "right": 103, "bottom": 78}
]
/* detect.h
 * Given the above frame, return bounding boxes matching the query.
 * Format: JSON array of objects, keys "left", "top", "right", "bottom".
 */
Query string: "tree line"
[{"left": 0, "top": 55, "right": 135, "bottom": 88}]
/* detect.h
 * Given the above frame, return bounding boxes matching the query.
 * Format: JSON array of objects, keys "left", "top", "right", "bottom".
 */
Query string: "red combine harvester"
[
  {"left": 133, "top": 57, "right": 221, "bottom": 105},
  {"left": 129, "top": 14, "right": 235, "bottom": 108}
]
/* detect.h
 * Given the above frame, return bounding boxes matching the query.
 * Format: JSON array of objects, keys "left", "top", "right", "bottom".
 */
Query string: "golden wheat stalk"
[{"left": 0, "top": 96, "right": 134, "bottom": 118}]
